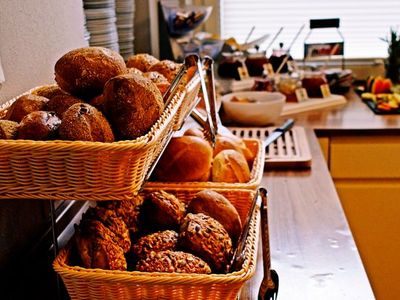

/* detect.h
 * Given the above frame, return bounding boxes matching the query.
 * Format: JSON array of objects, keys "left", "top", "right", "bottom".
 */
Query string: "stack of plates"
[
  {"left": 83, "top": 0, "right": 120, "bottom": 52},
  {"left": 116, "top": 0, "right": 135, "bottom": 60}
]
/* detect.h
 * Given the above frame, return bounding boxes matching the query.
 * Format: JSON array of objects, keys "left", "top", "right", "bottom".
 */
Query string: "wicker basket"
[
  {"left": 53, "top": 188, "right": 260, "bottom": 300},
  {"left": 144, "top": 138, "right": 265, "bottom": 191},
  {"left": 0, "top": 75, "right": 201, "bottom": 201}
]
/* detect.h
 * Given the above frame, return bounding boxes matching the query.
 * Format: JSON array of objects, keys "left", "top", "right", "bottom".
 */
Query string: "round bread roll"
[
  {"left": 153, "top": 136, "right": 213, "bottom": 182},
  {"left": 0, "top": 120, "right": 19, "bottom": 139},
  {"left": 132, "top": 230, "right": 178, "bottom": 260},
  {"left": 59, "top": 103, "right": 114, "bottom": 142},
  {"left": 179, "top": 213, "right": 232, "bottom": 273},
  {"left": 140, "top": 190, "right": 186, "bottom": 231},
  {"left": 17, "top": 111, "right": 61, "bottom": 140},
  {"left": 183, "top": 127, "right": 204, "bottom": 138},
  {"left": 143, "top": 71, "right": 170, "bottom": 96},
  {"left": 6, "top": 94, "right": 49, "bottom": 122},
  {"left": 188, "top": 190, "right": 242, "bottom": 245},
  {"left": 88, "top": 94, "right": 106, "bottom": 112},
  {"left": 45, "top": 94, "right": 83, "bottom": 119},
  {"left": 32, "top": 85, "right": 67, "bottom": 99},
  {"left": 54, "top": 47, "right": 127, "bottom": 98},
  {"left": 136, "top": 250, "right": 211, "bottom": 274},
  {"left": 212, "top": 149, "right": 251, "bottom": 183},
  {"left": 103, "top": 74, "right": 164, "bottom": 140},
  {"left": 148, "top": 60, "right": 182, "bottom": 82},
  {"left": 126, "top": 53, "right": 159, "bottom": 72},
  {"left": 127, "top": 67, "right": 143, "bottom": 76},
  {"left": 214, "top": 135, "right": 255, "bottom": 166}
]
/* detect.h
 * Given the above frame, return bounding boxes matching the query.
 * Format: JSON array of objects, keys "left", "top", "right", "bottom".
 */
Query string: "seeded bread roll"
[
  {"left": 0, "top": 120, "right": 19, "bottom": 139},
  {"left": 179, "top": 213, "right": 233, "bottom": 272},
  {"left": 141, "top": 190, "right": 186, "bottom": 231},
  {"left": 54, "top": 47, "right": 127, "bottom": 98},
  {"left": 143, "top": 71, "right": 170, "bottom": 96},
  {"left": 32, "top": 85, "right": 67, "bottom": 99},
  {"left": 148, "top": 60, "right": 182, "bottom": 82},
  {"left": 132, "top": 230, "right": 178, "bottom": 259},
  {"left": 136, "top": 250, "right": 211, "bottom": 274},
  {"left": 188, "top": 190, "right": 242, "bottom": 245},
  {"left": 127, "top": 67, "right": 143, "bottom": 76},
  {"left": 83, "top": 206, "right": 131, "bottom": 253},
  {"left": 17, "top": 111, "right": 61, "bottom": 140},
  {"left": 126, "top": 53, "right": 159, "bottom": 72},
  {"left": 212, "top": 149, "right": 251, "bottom": 183},
  {"left": 103, "top": 74, "right": 164, "bottom": 140},
  {"left": 153, "top": 136, "right": 213, "bottom": 182},
  {"left": 59, "top": 103, "right": 114, "bottom": 142},
  {"left": 75, "top": 219, "right": 127, "bottom": 270},
  {"left": 6, "top": 94, "right": 49, "bottom": 122},
  {"left": 45, "top": 94, "right": 83, "bottom": 119},
  {"left": 98, "top": 196, "right": 144, "bottom": 234}
]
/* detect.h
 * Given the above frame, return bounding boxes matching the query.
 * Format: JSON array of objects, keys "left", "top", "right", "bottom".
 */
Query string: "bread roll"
[
  {"left": 127, "top": 67, "right": 143, "bottom": 76},
  {"left": 6, "top": 94, "right": 49, "bottom": 122},
  {"left": 0, "top": 120, "right": 19, "bottom": 139},
  {"left": 143, "top": 71, "right": 170, "bottom": 96},
  {"left": 59, "top": 103, "right": 114, "bottom": 142},
  {"left": 179, "top": 213, "right": 232, "bottom": 272},
  {"left": 132, "top": 230, "right": 178, "bottom": 259},
  {"left": 183, "top": 127, "right": 204, "bottom": 138},
  {"left": 140, "top": 190, "right": 186, "bottom": 231},
  {"left": 54, "top": 47, "right": 127, "bottom": 98},
  {"left": 88, "top": 94, "right": 106, "bottom": 112},
  {"left": 148, "top": 60, "right": 182, "bottom": 82},
  {"left": 214, "top": 135, "right": 255, "bottom": 166},
  {"left": 126, "top": 53, "right": 160, "bottom": 72},
  {"left": 136, "top": 250, "right": 211, "bottom": 274},
  {"left": 17, "top": 111, "right": 61, "bottom": 140},
  {"left": 212, "top": 149, "right": 251, "bottom": 183},
  {"left": 103, "top": 74, "right": 164, "bottom": 140},
  {"left": 153, "top": 136, "right": 213, "bottom": 182},
  {"left": 32, "top": 85, "right": 67, "bottom": 99},
  {"left": 188, "top": 190, "right": 242, "bottom": 245},
  {"left": 45, "top": 94, "right": 83, "bottom": 119}
]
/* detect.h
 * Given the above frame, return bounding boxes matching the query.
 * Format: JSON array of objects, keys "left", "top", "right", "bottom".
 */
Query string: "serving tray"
[{"left": 228, "top": 126, "right": 312, "bottom": 168}]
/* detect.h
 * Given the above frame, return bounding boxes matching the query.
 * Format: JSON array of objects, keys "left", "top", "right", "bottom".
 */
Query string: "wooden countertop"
[{"left": 239, "top": 91, "right": 388, "bottom": 299}]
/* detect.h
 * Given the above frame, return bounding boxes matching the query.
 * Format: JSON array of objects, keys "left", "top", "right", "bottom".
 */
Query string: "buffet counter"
[{"left": 240, "top": 91, "right": 400, "bottom": 299}]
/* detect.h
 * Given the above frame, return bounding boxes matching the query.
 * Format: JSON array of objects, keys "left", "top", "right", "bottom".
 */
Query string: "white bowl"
[{"left": 221, "top": 91, "right": 286, "bottom": 126}]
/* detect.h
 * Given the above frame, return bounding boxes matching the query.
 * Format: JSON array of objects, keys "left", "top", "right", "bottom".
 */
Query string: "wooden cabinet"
[{"left": 327, "top": 134, "right": 400, "bottom": 300}]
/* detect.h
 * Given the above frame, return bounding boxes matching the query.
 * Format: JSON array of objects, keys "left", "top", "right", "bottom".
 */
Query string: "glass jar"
[
  {"left": 301, "top": 71, "right": 328, "bottom": 98},
  {"left": 217, "top": 52, "right": 246, "bottom": 80},
  {"left": 245, "top": 51, "right": 269, "bottom": 77},
  {"left": 276, "top": 74, "right": 302, "bottom": 102}
]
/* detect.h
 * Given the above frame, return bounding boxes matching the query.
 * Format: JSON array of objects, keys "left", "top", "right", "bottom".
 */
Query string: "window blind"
[{"left": 220, "top": 0, "right": 400, "bottom": 58}]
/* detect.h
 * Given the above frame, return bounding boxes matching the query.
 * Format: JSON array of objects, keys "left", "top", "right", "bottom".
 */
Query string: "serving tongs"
[{"left": 190, "top": 56, "right": 219, "bottom": 146}]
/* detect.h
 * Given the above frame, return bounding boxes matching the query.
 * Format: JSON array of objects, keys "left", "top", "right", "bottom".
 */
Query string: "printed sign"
[
  {"left": 295, "top": 88, "right": 309, "bottom": 102},
  {"left": 320, "top": 84, "right": 331, "bottom": 98},
  {"left": 263, "top": 63, "right": 275, "bottom": 76},
  {"left": 238, "top": 66, "right": 250, "bottom": 80}
]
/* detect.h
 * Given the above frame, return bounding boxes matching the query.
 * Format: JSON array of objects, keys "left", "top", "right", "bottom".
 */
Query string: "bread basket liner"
[
  {"left": 0, "top": 74, "right": 201, "bottom": 201},
  {"left": 53, "top": 188, "right": 260, "bottom": 300},
  {"left": 144, "top": 138, "right": 265, "bottom": 191}
]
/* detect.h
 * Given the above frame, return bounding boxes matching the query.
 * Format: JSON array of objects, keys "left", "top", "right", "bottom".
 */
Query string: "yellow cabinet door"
[{"left": 335, "top": 179, "right": 400, "bottom": 300}]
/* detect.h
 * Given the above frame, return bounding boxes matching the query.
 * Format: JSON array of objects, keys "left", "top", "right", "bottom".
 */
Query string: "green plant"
[{"left": 381, "top": 28, "right": 400, "bottom": 83}]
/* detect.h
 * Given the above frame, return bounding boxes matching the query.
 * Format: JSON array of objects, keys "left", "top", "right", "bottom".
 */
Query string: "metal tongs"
[{"left": 190, "top": 56, "right": 219, "bottom": 147}]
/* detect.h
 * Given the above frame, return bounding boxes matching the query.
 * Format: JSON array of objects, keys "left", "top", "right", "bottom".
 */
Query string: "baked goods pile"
[
  {"left": 73, "top": 189, "right": 243, "bottom": 274},
  {"left": 152, "top": 127, "right": 256, "bottom": 183},
  {"left": 0, "top": 47, "right": 187, "bottom": 142}
]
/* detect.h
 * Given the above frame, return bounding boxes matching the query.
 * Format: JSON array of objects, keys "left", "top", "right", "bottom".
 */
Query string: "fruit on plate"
[
  {"left": 366, "top": 76, "right": 393, "bottom": 94},
  {"left": 361, "top": 92, "right": 400, "bottom": 111}
]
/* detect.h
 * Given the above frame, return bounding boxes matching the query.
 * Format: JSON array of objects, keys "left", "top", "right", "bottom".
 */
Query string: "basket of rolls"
[
  {"left": 0, "top": 47, "right": 202, "bottom": 201},
  {"left": 53, "top": 187, "right": 259, "bottom": 300},
  {"left": 144, "top": 125, "right": 265, "bottom": 191}
]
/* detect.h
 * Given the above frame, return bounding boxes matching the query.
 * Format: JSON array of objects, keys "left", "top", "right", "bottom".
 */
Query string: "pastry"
[
  {"left": 17, "top": 111, "right": 61, "bottom": 140},
  {"left": 59, "top": 103, "right": 114, "bottom": 142},
  {"left": 131, "top": 230, "right": 178, "bottom": 259},
  {"left": 153, "top": 136, "right": 213, "bottom": 182},
  {"left": 6, "top": 94, "right": 49, "bottom": 122},
  {"left": 136, "top": 250, "right": 211, "bottom": 274},
  {"left": 54, "top": 46, "right": 127, "bottom": 98},
  {"left": 187, "top": 190, "right": 242, "bottom": 245},
  {"left": 126, "top": 53, "right": 159, "bottom": 72},
  {"left": 179, "top": 213, "right": 232, "bottom": 272},
  {"left": 0, "top": 120, "right": 19, "bottom": 139},
  {"left": 212, "top": 149, "right": 251, "bottom": 183}
]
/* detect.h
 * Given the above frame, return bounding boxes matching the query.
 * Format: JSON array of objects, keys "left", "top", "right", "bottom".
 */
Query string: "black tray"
[{"left": 363, "top": 99, "right": 400, "bottom": 115}]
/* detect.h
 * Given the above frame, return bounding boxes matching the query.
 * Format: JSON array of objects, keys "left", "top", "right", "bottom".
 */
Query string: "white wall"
[{"left": 0, "top": 0, "right": 88, "bottom": 103}]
